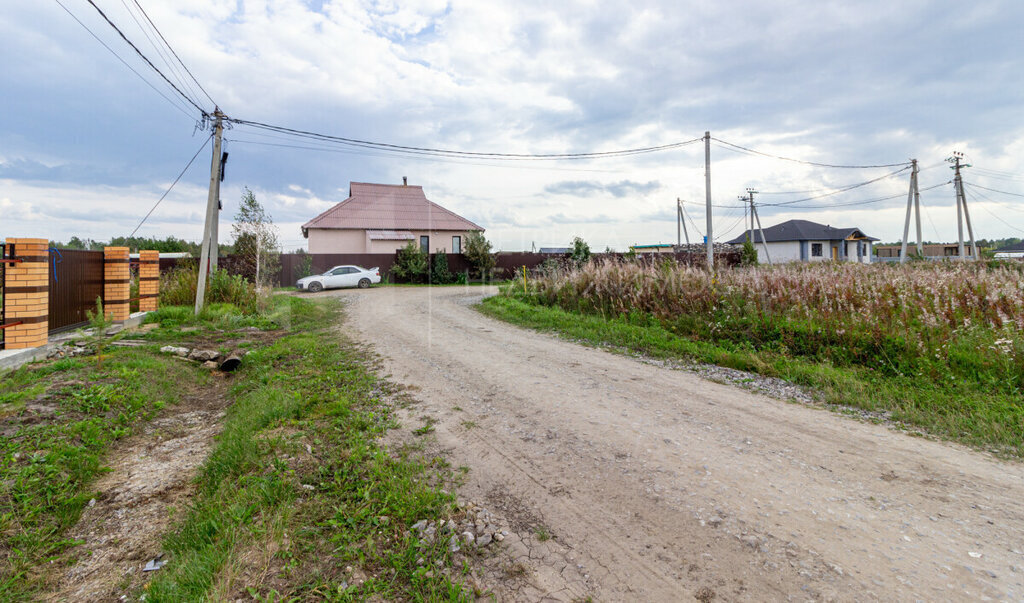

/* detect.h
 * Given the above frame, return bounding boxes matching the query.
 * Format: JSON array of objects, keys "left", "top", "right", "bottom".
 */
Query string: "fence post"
[
  {"left": 103, "top": 246, "right": 130, "bottom": 322},
  {"left": 2, "top": 238, "right": 49, "bottom": 349},
  {"left": 138, "top": 250, "right": 159, "bottom": 312}
]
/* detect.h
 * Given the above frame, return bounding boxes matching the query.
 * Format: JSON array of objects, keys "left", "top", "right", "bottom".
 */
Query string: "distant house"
[
  {"left": 301, "top": 181, "right": 484, "bottom": 254},
  {"left": 993, "top": 241, "right": 1024, "bottom": 259},
  {"left": 538, "top": 247, "right": 570, "bottom": 254},
  {"left": 629, "top": 244, "right": 676, "bottom": 254},
  {"left": 875, "top": 243, "right": 979, "bottom": 260},
  {"left": 726, "top": 219, "right": 877, "bottom": 263}
]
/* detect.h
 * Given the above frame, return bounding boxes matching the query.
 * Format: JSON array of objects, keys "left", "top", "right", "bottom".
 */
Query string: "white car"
[{"left": 296, "top": 265, "right": 381, "bottom": 292}]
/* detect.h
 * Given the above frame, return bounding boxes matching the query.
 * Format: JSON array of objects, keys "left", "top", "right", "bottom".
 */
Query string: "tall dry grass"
[{"left": 514, "top": 260, "right": 1024, "bottom": 387}]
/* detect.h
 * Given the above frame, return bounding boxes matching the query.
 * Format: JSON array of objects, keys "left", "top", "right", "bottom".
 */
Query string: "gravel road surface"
[{"left": 334, "top": 286, "right": 1024, "bottom": 601}]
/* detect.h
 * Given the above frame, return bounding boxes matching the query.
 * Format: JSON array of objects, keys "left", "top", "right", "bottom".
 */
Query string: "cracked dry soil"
[{"left": 336, "top": 285, "right": 1024, "bottom": 602}]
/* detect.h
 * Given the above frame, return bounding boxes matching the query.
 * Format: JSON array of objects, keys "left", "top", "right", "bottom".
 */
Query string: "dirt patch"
[{"left": 43, "top": 378, "right": 232, "bottom": 602}]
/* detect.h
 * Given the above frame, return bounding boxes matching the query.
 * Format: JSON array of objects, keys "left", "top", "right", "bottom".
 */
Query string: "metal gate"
[{"left": 48, "top": 249, "right": 105, "bottom": 334}]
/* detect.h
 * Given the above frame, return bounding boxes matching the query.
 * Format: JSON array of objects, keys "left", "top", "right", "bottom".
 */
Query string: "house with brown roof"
[{"left": 301, "top": 180, "right": 484, "bottom": 254}]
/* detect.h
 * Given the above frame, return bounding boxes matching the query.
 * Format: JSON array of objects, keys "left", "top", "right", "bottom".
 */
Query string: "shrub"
[
  {"left": 295, "top": 249, "right": 314, "bottom": 280},
  {"left": 464, "top": 232, "right": 496, "bottom": 280},
  {"left": 569, "top": 236, "right": 591, "bottom": 267},
  {"left": 392, "top": 241, "right": 428, "bottom": 283},
  {"left": 159, "top": 261, "right": 266, "bottom": 314},
  {"left": 430, "top": 253, "right": 455, "bottom": 285},
  {"left": 740, "top": 240, "right": 758, "bottom": 266}
]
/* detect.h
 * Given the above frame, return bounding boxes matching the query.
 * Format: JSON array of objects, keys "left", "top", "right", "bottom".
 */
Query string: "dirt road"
[{"left": 338, "top": 286, "right": 1024, "bottom": 601}]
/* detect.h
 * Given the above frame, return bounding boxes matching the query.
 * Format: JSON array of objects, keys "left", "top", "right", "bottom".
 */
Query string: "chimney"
[{"left": 402, "top": 176, "right": 407, "bottom": 186}]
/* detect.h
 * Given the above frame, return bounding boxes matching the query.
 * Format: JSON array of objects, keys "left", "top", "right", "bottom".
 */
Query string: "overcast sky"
[{"left": 2, "top": 0, "right": 1023, "bottom": 251}]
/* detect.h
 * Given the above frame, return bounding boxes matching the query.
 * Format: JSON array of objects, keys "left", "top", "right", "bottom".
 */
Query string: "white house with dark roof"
[
  {"left": 993, "top": 241, "right": 1024, "bottom": 259},
  {"left": 726, "top": 219, "right": 878, "bottom": 263},
  {"left": 301, "top": 181, "right": 484, "bottom": 254}
]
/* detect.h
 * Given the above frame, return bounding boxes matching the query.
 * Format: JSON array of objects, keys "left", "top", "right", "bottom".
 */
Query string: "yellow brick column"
[
  {"left": 2, "top": 238, "right": 49, "bottom": 349},
  {"left": 138, "top": 250, "right": 159, "bottom": 312},
  {"left": 103, "top": 247, "right": 130, "bottom": 322}
]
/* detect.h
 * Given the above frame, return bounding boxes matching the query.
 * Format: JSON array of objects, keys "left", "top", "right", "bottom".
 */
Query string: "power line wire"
[
  {"left": 965, "top": 182, "right": 1024, "bottom": 198},
  {"left": 758, "top": 166, "right": 912, "bottom": 207},
  {"left": 965, "top": 188, "right": 1024, "bottom": 235},
  {"left": 128, "top": 133, "right": 213, "bottom": 238},
  {"left": 230, "top": 118, "right": 703, "bottom": 160},
  {"left": 711, "top": 138, "right": 911, "bottom": 169},
  {"left": 83, "top": 0, "right": 207, "bottom": 116},
  {"left": 118, "top": 0, "right": 204, "bottom": 108},
  {"left": 130, "top": 0, "right": 217, "bottom": 107},
  {"left": 224, "top": 137, "right": 624, "bottom": 173},
  {"left": 52, "top": 0, "right": 196, "bottom": 120}
]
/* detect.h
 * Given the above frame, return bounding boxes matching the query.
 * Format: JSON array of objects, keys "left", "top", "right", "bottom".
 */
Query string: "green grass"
[
  {"left": 144, "top": 296, "right": 473, "bottom": 601},
  {"left": 0, "top": 344, "right": 199, "bottom": 600},
  {"left": 479, "top": 295, "right": 1024, "bottom": 457}
]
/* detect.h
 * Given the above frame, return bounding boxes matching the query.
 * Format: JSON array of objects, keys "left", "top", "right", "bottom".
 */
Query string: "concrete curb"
[{"left": 0, "top": 312, "right": 149, "bottom": 372}]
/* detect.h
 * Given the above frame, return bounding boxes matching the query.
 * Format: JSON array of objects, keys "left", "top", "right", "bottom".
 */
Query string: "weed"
[
  {"left": 145, "top": 297, "right": 470, "bottom": 600},
  {"left": 483, "top": 260, "right": 1024, "bottom": 457}
]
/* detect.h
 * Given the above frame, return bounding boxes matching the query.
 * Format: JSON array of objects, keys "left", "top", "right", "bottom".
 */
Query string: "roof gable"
[
  {"left": 726, "top": 219, "right": 878, "bottom": 244},
  {"left": 303, "top": 182, "right": 484, "bottom": 235}
]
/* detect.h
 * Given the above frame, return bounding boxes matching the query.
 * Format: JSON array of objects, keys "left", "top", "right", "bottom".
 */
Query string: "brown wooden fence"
[
  {"left": 157, "top": 249, "right": 742, "bottom": 288},
  {"left": 48, "top": 248, "right": 105, "bottom": 333}
]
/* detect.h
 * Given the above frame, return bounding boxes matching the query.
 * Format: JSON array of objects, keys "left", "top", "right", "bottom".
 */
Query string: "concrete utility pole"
[
  {"left": 195, "top": 109, "right": 225, "bottom": 315},
  {"left": 949, "top": 152, "right": 977, "bottom": 261},
  {"left": 677, "top": 198, "right": 690, "bottom": 246},
  {"left": 704, "top": 131, "right": 713, "bottom": 269},
  {"left": 740, "top": 188, "right": 756, "bottom": 242},
  {"left": 751, "top": 201, "right": 773, "bottom": 265},
  {"left": 899, "top": 159, "right": 922, "bottom": 264}
]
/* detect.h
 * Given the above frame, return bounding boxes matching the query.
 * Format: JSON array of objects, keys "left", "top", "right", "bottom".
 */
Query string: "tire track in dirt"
[{"left": 337, "top": 286, "right": 1024, "bottom": 601}]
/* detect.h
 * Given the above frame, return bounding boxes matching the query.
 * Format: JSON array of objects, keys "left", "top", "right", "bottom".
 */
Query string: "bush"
[
  {"left": 740, "top": 240, "right": 758, "bottom": 266},
  {"left": 430, "top": 253, "right": 455, "bottom": 284},
  {"left": 464, "top": 232, "right": 496, "bottom": 280},
  {"left": 570, "top": 236, "right": 591, "bottom": 267},
  {"left": 295, "top": 249, "right": 314, "bottom": 280},
  {"left": 159, "top": 261, "right": 266, "bottom": 314},
  {"left": 392, "top": 241, "right": 428, "bottom": 283}
]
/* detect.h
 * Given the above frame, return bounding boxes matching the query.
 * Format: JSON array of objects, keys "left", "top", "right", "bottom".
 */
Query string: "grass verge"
[
  {"left": 143, "top": 296, "right": 472, "bottom": 601},
  {"left": 479, "top": 295, "right": 1024, "bottom": 457},
  {"left": 0, "top": 336, "right": 201, "bottom": 599}
]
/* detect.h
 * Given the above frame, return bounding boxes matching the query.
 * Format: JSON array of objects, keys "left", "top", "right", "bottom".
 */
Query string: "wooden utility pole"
[
  {"left": 704, "top": 131, "right": 713, "bottom": 269},
  {"left": 210, "top": 158, "right": 221, "bottom": 271},
  {"left": 195, "top": 109, "right": 225, "bottom": 315},
  {"left": 899, "top": 159, "right": 922, "bottom": 264}
]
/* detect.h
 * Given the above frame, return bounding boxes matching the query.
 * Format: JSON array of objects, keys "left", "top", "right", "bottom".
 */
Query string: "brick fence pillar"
[
  {"left": 2, "top": 238, "right": 49, "bottom": 349},
  {"left": 138, "top": 250, "right": 159, "bottom": 312},
  {"left": 103, "top": 247, "right": 130, "bottom": 322}
]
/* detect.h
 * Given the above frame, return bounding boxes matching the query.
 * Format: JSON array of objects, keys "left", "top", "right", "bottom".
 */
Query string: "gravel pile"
[{"left": 411, "top": 501, "right": 508, "bottom": 554}]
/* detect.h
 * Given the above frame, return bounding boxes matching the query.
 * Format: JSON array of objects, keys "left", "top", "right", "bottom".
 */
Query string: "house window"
[
  {"left": 452, "top": 236, "right": 462, "bottom": 254},
  {"left": 420, "top": 236, "right": 429, "bottom": 253},
  {"left": 811, "top": 243, "right": 823, "bottom": 257}
]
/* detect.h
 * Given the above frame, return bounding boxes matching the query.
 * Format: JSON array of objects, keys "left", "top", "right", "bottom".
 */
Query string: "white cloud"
[{"left": 2, "top": 0, "right": 1023, "bottom": 251}]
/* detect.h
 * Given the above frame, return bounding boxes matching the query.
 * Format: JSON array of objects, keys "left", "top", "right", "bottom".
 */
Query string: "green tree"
[
  {"left": 231, "top": 187, "right": 280, "bottom": 288},
  {"left": 569, "top": 236, "right": 591, "bottom": 267},
  {"left": 392, "top": 241, "right": 428, "bottom": 283},
  {"left": 463, "top": 232, "right": 496, "bottom": 280},
  {"left": 740, "top": 239, "right": 759, "bottom": 266}
]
